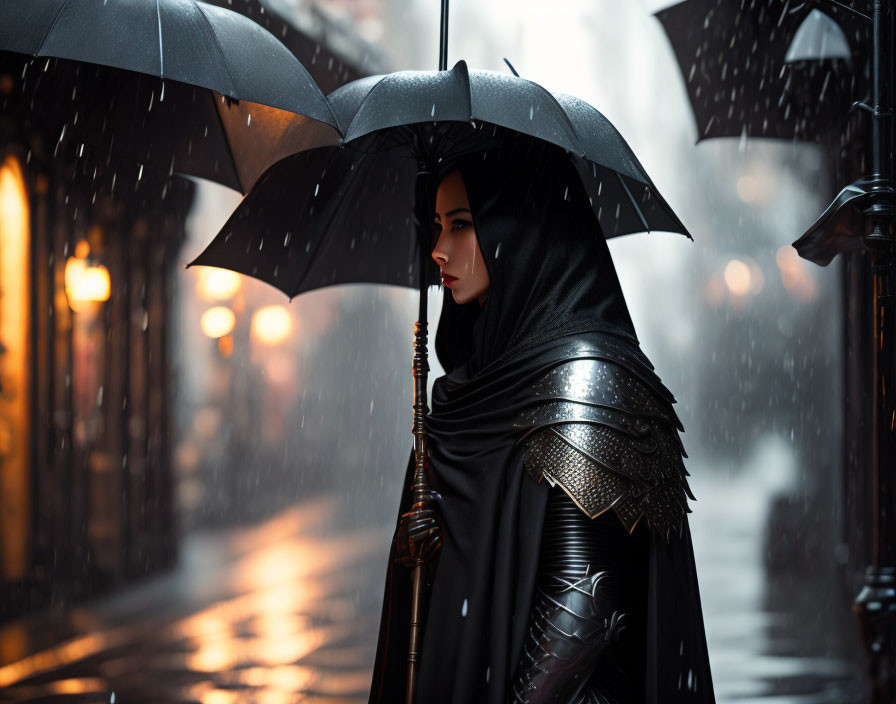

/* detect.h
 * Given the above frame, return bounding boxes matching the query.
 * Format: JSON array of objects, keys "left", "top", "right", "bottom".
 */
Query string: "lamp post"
[{"left": 789, "top": 2, "right": 895, "bottom": 700}]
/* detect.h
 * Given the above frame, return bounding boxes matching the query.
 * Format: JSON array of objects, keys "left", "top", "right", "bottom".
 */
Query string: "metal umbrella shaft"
[
  {"left": 406, "top": 292, "right": 430, "bottom": 704},
  {"left": 405, "top": 3, "right": 450, "bottom": 701}
]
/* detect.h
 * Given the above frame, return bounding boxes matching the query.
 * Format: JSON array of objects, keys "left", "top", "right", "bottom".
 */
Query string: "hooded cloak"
[{"left": 368, "top": 131, "right": 715, "bottom": 703}]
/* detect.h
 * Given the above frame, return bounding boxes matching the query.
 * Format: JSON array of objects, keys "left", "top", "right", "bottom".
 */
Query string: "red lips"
[{"left": 441, "top": 273, "right": 458, "bottom": 286}]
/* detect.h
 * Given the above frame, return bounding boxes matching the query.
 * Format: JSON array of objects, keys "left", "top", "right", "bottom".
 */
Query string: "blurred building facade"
[
  {"left": 0, "top": 51, "right": 193, "bottom": 619},
  {"left": 0, "top": 0, "right": 377, "bottom": 621}
]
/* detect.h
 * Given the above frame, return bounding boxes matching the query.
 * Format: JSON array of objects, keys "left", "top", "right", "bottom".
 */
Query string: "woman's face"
[{"left": 431, "top": 170, "right": 490, "bottom": 306}]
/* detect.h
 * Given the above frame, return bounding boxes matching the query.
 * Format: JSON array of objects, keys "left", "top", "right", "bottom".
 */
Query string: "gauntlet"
[{"left": 393, "top": 488, "right": 443, "bottom": 567}]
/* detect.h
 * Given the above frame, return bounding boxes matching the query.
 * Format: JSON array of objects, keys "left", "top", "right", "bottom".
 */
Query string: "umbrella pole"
[
  {"left": 406, "top": 284, "right": 429, "bottom": 704},
  {"left": 406, "top": 6, "right": 449, "bottom": 699},
  {"left": 406, "top": 232, "right": 432, "bottom": 704}
]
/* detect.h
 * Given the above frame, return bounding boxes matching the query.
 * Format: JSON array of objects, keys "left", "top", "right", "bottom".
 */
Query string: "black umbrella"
[
  {"left": 654, "top": 0, "right": 871, "bottom": 143},
  {"left": 187, "top": 59, "right": 691, "bottom": 300},
  {"left": 0, "top": 0, "right": 340, "bottom": 193}
]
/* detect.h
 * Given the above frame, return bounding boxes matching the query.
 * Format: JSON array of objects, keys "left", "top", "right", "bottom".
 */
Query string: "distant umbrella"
[
  {"left": 0, "top": 0, "right": 340, "bottom": 192},
  {"left": 654, "top": 0, "right": 870, "bottom": 143}
]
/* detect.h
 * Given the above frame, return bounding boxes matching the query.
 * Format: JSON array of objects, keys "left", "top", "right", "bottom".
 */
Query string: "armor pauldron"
[{"left": 514, "top": 358, "right": 695, "bottom": 541}]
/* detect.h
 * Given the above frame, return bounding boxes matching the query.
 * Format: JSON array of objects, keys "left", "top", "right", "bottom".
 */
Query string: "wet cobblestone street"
[
  {"left": 0, "top": 497, "right": 390, "bottom": 703},
  {"left": 0, "top": 471, "right": 868, "bottom": 703}
]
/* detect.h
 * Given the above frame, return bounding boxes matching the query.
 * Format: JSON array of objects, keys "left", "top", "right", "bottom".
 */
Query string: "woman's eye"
[{"left": 451, "top": 219, "right": 470, "bottom": 231}]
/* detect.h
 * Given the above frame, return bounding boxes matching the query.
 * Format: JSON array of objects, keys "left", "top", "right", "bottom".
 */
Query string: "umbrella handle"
[{"left": 406, "top": 316, "right": 431, "bottom": 704}]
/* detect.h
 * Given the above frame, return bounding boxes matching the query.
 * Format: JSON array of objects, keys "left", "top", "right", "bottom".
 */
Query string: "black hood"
[{"left": 421, "top": 132, "right": 639, "bottom": 377}]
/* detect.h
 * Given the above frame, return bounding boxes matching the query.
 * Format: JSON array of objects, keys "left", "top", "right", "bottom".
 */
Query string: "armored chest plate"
[{"left": 514, "top": 357, "right": 695, "bottom": 541}]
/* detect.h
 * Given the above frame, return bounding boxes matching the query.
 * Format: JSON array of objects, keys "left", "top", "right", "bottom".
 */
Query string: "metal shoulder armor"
[{"left": 513, "top": 357, "right": 696, "bottom": 542}]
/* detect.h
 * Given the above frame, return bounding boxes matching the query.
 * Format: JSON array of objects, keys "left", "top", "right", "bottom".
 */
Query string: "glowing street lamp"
[
  {"left": 250, "top": 305, "right": 292, "bottom": 347},
  {"left": 200, "top": 306, "right": 236, "bottom": 339},
  {"left": 64, "top": 241, "right": 111, "bottom": 313},
  {"left": 196, "top": 267, "right": 242, "bottom": 301}
]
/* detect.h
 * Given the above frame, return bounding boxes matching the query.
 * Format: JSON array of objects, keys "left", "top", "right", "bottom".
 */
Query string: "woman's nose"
[{"left": 431, "top": 245, "right": 448, "bottom": 266}]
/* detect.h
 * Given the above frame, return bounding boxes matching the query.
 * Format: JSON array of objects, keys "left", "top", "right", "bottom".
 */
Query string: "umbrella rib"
[
  {"left": 35, "top": 0, "right": 73, "bottom": 55},
  {"left": 615, "top": 171, "right": 651, "bottom": 233},
  {"left": 194, "top": 2, "right": 239, "bottom": 96},
  {"left": 530, "top": 83, "right": 586, "bottom": 157},
  {"left": 209, "top": 89, "right": 246, "bottom": 191},
  {"left": 341, "top": 74, "right": 393, "bottom": 139}
]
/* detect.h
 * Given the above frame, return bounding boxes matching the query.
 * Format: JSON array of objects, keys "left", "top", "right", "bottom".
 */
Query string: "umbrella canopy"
[
  {"left": 188, "top": 60, "right": 691, "bottom": 299},
  {"left": 654, "top": 0, "right": 870, "bottom": 143},
  {"left": 0, "top": 0, "right": 340, "bottom": 192}
]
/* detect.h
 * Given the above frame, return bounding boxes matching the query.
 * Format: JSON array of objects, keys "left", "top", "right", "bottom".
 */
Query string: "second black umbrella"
[{"left": 1, "top": 0, "right": 341, "bottom": 193}]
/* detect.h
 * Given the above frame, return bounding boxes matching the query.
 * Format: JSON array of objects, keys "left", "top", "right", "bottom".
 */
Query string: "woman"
[{"left": 368, "top": 131, "right": 715, "bottom": 703}]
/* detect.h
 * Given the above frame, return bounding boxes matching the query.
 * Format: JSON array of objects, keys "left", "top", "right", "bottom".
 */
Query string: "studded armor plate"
[{"left": 514, "top": 357, "right": 696, "bottom": 541}]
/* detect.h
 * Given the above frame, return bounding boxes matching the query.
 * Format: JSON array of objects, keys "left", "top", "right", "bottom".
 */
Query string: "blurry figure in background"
[{"left": 370, "top": 133, "right": 716, "bottom": 703}]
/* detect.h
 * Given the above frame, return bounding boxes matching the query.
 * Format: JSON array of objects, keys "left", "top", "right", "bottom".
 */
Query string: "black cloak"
[{"left": 368, "top": 133, "right": 716, "bottom": 703}]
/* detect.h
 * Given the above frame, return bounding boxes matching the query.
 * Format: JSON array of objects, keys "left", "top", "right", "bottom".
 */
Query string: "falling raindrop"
[
  {"left": 431, "top": 103, "right": 436, "bottom": 117},
  {"left": 247, "top": 113, "right": 252, "bottom": 126},
  {"left": 461, "top": 598, "right": 468, "bottom": 617}
]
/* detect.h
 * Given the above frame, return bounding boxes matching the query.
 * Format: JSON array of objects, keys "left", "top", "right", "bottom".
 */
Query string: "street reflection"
[{"left": 0, "top": 496, "right": 389, "bottom": 703}]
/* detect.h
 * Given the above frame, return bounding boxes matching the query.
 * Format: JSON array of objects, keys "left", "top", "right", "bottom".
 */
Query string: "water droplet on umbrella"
[{"left": 529, "top": 105, "right": 533, "bottom": 119}]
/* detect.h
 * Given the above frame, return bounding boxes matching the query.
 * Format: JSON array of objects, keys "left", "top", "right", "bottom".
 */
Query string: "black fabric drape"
[{"left": 368, "top": 136, "right": 715, "bottom": 703}]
